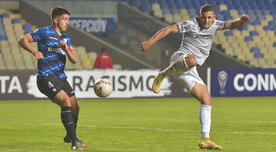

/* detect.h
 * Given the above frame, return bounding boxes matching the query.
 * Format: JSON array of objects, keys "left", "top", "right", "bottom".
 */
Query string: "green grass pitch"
[{"left": 0, "top": 97, "right": 276, "bottom": 152}]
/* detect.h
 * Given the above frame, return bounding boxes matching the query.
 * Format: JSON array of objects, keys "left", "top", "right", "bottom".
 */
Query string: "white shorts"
[{"left": 170, "top": 51, "right": 205, "bottom": 92}]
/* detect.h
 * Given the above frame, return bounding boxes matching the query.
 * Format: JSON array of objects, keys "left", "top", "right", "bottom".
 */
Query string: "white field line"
[
  {"left": 3, "top": 118, "right": 276, "bottom": 124},
  {"left": 80, "top": 118, "right": 276, "bottom": 124},
  {"left": 2, "top": 120, "right": 275, "bottom": 136},
  {"left": 40, "top": 123, "right": 276, "bottom": 135}
]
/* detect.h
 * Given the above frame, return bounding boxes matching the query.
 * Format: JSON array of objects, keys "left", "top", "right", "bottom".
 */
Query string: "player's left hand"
[{"left": 240, "top": 14, "right": 251, "bottom": 23}]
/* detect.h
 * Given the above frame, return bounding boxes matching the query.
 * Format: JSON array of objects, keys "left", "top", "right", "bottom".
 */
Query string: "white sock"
[{"left": 199, "top": 104, "right": 212, "bottom": 138}]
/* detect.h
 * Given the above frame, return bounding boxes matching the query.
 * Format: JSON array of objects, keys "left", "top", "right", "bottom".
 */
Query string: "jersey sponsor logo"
[
  {"left": 185, "top": 33, "right": 213, "bottom": 39},
  {"left": 47, "top": 47, "right": 66, "bottom": 55},
  {"left": 180, "top": 21, "right": 192, "bottom": 31},
  {"left": 48, "top": 36, "right": 59, "bottom": 40},
  {"left": 197, "top": 34, "right": 213, "bottom": 39}
]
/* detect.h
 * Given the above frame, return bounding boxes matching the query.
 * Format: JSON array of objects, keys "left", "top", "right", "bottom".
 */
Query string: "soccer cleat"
[
  {"left": 76, "top": 139, "right": 87, "bottom": 147},
  {"left": 71, "top": 140, "right": 85, "bottom": 151},
  {"left": 152, "top": 73, "right": 164, "bottom": 94},
  {"left": 198, "top": 138, "right": 223, "bottom": 150},
  {"left": 64, "top": 136, "right": 87, "bottom": 147}
]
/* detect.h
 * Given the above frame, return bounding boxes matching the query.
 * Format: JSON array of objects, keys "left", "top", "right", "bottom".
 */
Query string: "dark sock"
[
  {"left": 73, "top": 114, "right": 79, "bottom": 130},
  {"left": 61, "top": 107, "right": 77, "bottom": 142}
]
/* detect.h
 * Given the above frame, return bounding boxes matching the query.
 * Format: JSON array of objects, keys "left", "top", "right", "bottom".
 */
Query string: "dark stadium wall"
[{"left": 0, "top": 1, "right": 19, "bottom": 10}]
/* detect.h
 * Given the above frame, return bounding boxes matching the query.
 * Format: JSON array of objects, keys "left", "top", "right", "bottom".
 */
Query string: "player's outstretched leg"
[
  {"left": 192, "top": 84, "right": 223, "bottom": 150},
  {"left": 152, "top": 53, "right": 196, "bottom": 94}
]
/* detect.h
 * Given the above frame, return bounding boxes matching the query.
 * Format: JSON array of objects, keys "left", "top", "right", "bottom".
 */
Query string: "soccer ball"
[{"left": 94, "top": 79, "right": 112, "bottom": 98}]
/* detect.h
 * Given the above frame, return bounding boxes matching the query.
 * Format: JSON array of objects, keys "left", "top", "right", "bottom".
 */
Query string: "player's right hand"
[
  {"left": 140, "top": 41, "right": 151, "bottom": 52},
  {"left": 33, "top": 51, "right": 44, "bottom": 60}
]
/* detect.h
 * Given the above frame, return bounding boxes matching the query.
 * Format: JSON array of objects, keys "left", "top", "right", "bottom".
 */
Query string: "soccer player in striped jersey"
[
  {"left": 141, "top": 4, "right": 250, "bottom": 150},
  {"left": 19, "top": 6, "right": 86, "bottom": 150}
]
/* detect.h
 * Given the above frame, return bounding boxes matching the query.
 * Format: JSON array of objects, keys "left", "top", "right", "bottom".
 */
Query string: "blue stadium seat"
[
  {"left": 163, "top": 8, "right": 171, "bottom": 14},
  {"left": 273, "top": 42, "right": 276, "bottom": 48},
  {"left": 12, "top": 18, "right": 21, "bottom": 24},
  {"left": 244, "top": 36, "right": 253, "bottom": 42},
  {"left": 263, "top": 26, "right": 270, "bottom": 31},
  {"left": 1, "top": 13, "right": 10, "bottom": 18},
  {"left": 0, "top": 21, "right": 7, "bottom": 40},
  {"left": 224, "top": 30, "right": 233, "bottom": 36},
  {"left": 250, "top": 47, "right": 263, "bottom": 59},
  {"left": 254, "top": 53, "right": 264, "bottom": 59},
  {"left": 252, "top": 20, "right": 260, "bottom": 26},
  {"left": 251, "top": 47, "right": 260, "bottom": 54},
  {"left": 23, "top": 23, "right": 32, "bottom": 34},
  {"left": 142, "top": 5, "right": 152, "bottom": 12},
  {"left": 249, "top": 31, "right": 259, "bottom": 36},
  {"left": 130, "top": 0, "right": 142, "bottom": 7}
]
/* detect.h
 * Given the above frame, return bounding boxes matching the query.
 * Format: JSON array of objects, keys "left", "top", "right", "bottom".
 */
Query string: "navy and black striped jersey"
[{"left": 31, "top": 26, "right": 72, "bottom": 79}]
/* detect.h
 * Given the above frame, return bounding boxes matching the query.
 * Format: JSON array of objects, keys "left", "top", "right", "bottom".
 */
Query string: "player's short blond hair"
[{"left": 199, "top": 4, "right": 214, "bottom": 14}]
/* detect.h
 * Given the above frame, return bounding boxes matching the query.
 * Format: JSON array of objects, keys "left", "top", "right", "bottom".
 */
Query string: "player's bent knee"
[
  {"left": 72, "top": 103, "right": 80, "bottom": 115},
  {"left": 61, "top": 98, "right": 72, "bottom": 107},
  {"left": 201, "top": 96, "right": 212, "bottom": 105},
  {"left": 185, "top": 54, "right": 197, "bottom": 68}
]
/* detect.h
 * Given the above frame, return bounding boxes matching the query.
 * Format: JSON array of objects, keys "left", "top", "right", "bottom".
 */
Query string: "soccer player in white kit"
[{"left": 140, "top": 4, "right": 250, "bottom": 150}]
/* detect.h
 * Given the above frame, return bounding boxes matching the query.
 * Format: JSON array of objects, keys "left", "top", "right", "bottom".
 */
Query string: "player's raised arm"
[
  {"left": 19, "top": 33, "right": 44, "bottom": 60},
  {"left": 224, "top": 14, "right": 251, "bottom": 29},
  {"left": 140, "top": 24, "right": 179, "bottom": 52}
]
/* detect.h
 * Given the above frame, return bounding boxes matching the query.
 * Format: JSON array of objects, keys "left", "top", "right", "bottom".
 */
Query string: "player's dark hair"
[
  {"left": 199, "top": 4, "right": 214, "bottom": 14},
  {"left": 51, "top": 6, "right": 70, "bottom": 20}
]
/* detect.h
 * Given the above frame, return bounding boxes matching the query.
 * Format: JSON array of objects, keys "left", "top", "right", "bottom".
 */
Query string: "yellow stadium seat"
[
  {"left": 0, "top": 9, "right": 12, "bottom": 14},
  {"left": 173, "top": 14, "right": 182, "bottom": 23},
  {"left": 81, "top": 57, "right": 92, "bottom": 69},
  {"left": 229, "top": 10, "right": 239, "bottom": 19},
  {"left": 180, "top": 9, "right": 188, "bottom": 16},
  {"left": 10, "top": 14, "right": 22, "bottom": 19},
  {"left": 265, "top": 15, "right": 273, "bottom": 22},
  {"left": 152, "top": 3, "right": 163, "bottom": 18},
  {"left": 247, "top": 25, "right": 256, "bottom": 32},
  {"left": 219, "top": 4, "right": 228, "bottom": 11},
  {"left": 113, "top": 64, "right": 122, "bottom": 70},
  {"left": 164, "top": 14, "right": 174, "bottom": 23}
]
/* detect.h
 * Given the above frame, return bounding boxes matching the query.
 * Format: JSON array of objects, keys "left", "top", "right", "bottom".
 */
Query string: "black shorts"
[{"left": 37, "top": 77, "right": 75, "bottom": 100}]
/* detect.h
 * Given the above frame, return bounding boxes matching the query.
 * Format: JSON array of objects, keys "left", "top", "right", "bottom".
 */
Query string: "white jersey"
[{"left": 177, "top": 18, "right": 225, "bottom": 65}]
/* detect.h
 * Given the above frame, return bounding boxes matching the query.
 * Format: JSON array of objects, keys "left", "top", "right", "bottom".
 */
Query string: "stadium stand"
[
  {"left": 126, "top": 0, "right": 276, "bottom": 68},
  {"left": 2, "top": 0, "right": 275, "bottom": 69},
  {"left": 0, "top": 9, "right": 100, "bottom": 70}
]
